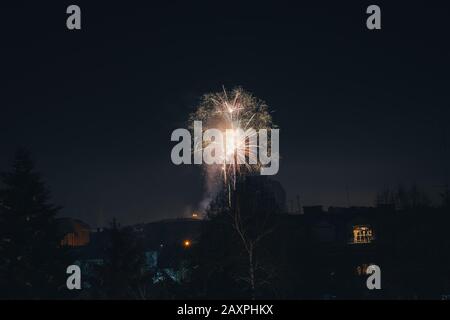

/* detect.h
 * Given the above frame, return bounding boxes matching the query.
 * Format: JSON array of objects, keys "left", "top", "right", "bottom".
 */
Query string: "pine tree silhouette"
[
  {"left": 0, "top": 149, "right": 68, "bottom": 299},
  {"left": 91, "top": 218, "right": 153, "bottom": 299}
]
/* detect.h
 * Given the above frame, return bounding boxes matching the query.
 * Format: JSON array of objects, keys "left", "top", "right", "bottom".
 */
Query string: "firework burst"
[{"left": 189, "top": 87, "right": 275, "bottom": 208}]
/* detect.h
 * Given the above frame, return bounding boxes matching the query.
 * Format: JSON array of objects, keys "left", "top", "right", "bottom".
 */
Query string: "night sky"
[{"left": 1, "top": 1, "right": 449, "bottom": 226}]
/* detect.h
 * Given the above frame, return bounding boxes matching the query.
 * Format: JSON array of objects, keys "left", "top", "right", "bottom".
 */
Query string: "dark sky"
[{"left": 1, "top": 1, "right": 449, "bottom": 226}]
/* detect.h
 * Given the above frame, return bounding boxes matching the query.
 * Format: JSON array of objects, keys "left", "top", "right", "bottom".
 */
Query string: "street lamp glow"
[{"left": 183, "top": 240, "right": 191, "bottom": 248}]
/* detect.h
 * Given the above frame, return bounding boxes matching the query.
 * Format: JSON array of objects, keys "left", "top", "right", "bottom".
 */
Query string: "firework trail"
[{"left": 189, "top": 87, "right": 275, "bottom": 211}]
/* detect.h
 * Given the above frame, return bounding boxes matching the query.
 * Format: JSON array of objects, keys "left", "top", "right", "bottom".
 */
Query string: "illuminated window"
[
  {"left": 352, "top": 225, "right": 374, "bottom": 244},
  {"left": 60, "top": 230, "right": 90, "bottom": 247},
  {"left": 356, "top": 263, "right": 377, "bottom": 276},
  {"left": 356, "top": 264, "right": 369, "bottom": 276}
]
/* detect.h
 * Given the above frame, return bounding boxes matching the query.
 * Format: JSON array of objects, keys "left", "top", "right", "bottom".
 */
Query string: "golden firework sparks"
[{"left": 189, "top": 87, "right": 275, "bottom": 207}]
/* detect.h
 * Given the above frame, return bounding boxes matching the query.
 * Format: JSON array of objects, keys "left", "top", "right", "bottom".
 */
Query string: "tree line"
[{"left": 1, "top": 149, "right": 449, "bottom": 299}]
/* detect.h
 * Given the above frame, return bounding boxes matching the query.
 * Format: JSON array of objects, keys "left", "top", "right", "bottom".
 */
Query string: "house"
[{"left": 57, "top": 218, "right": 91, "bottom": 247}]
